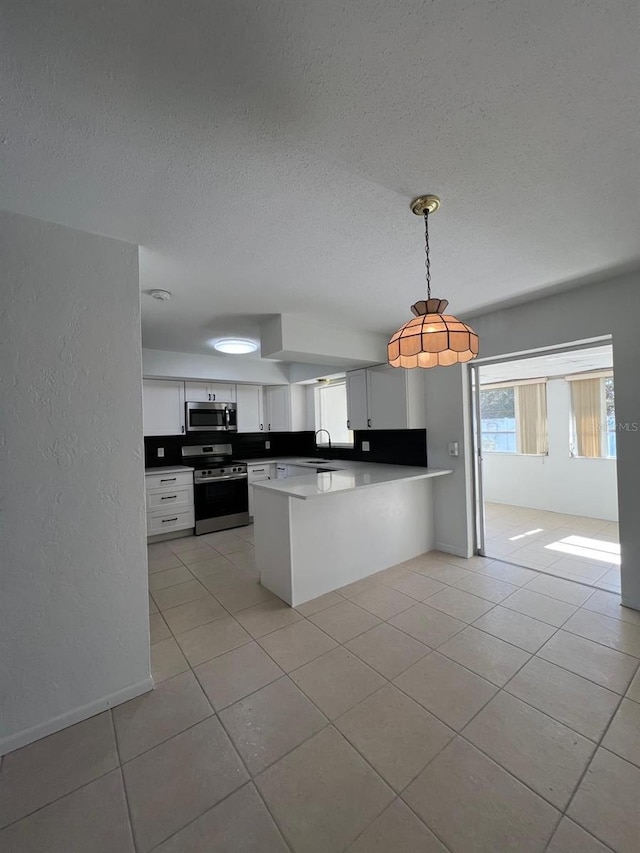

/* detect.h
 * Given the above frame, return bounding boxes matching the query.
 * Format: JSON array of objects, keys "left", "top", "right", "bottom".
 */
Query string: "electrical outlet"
[
  {"left": 448, "top": 442, "right": 459, "bottom": 457},
  {"left": 362, "top": 440, "right": 370, "bottom": 452},
  {"left": 265, "top": 440, "right": 271, "bottom": 450},
  {"left": 157, "top": 447, "right": 165, "bottom": 458}
]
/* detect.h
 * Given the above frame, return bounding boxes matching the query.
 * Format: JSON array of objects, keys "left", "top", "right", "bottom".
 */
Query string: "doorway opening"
[{"left": 471, "top": 341, "right": 620, "bottom": 593}]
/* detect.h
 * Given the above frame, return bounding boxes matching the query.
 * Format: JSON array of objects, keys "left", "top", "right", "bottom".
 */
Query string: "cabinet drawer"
[
  {"left": 146, "top": 509, "right": 194, "bottom": 535},
  {"left": 146, "top": 485, "right": 193, "bottom": 513},
  {"left": 145, "top": 471, "right": 193, "bottom": 490}
]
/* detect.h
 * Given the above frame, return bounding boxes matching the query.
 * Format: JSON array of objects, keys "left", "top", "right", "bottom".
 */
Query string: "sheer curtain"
[
  {"left": 516, "top": 383, "right": 548, "bottom": 454},
  {"left": 571, "top": 378, "right": 602, "bottom": 457}
]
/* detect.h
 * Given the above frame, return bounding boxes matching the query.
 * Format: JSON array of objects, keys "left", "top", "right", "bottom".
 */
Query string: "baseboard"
[
  {"left": 434, "top": 541, "right": 471, "bottom": 558},
  {"left": 0, "top": 675, "right": 154, "bottom": 756}
]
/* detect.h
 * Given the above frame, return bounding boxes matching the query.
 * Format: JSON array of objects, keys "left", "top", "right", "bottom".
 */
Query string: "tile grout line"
[
  {"left": 555, "top": 653, "right": 640, "bottom": 845},
  {"left": 108, "top": 708, "right": 139, "bottom": 853},
  {"left": 146, "top": 538, "right": 635, "bottom": 849}
]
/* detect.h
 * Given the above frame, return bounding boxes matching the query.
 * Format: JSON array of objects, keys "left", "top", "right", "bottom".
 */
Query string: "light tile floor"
[
  {"left": 485, "top": 502, "right": 621, "bottom": 592},
  {"left": 2, "top": 527, "right": 640, "bottom": 851}
]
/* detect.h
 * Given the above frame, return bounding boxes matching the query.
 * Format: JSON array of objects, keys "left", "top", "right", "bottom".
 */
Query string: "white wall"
[
  {"left": 0, "top": 212, "right": 151, "bottom": 754},
  {"left": 425, "top": 269, "right": 640, "bottom": 609},
  {"left": 483, "top": 378, "right": 618, "bottom": 521},
  {"left": 143, "top": 347, "right": 290, "bottom": 384}
]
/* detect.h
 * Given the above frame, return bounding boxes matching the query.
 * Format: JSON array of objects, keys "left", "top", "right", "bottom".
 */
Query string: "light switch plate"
[
  {"left": 448, "top": 441, "right": 459, "bottom": 457},
  {"left": 265, "top": 440, "right": 271, "bottom": 450},
  {"left": 157, "top": 447, "right": 165, "bottom": 458},
  {"left": 362, "top": 440, "right": 370, "bottom": 452}
]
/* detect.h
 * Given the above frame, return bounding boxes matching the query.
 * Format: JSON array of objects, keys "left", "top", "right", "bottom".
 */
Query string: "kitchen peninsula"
[{"left": 252, "top": 460, "right": 452, "bottom": 606}]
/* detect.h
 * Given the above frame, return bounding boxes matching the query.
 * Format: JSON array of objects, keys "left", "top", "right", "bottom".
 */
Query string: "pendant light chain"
[{"left": 424, "top": 210, "right": 431, "bottom": 300}]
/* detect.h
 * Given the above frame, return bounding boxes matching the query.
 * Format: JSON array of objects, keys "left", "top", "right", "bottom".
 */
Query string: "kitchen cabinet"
[
  {"left": 145, "top": 468, "right": 194, "bottom": 539},
  {"left": 143, "top": 379, "right": 186, "bottom": 436},
  {"left": 345, "top": 364, "right": 426, "bottom": 431},
  {"left": 264, "top": 384, "right": 306, "bottom": 432},
  {"left": 276, "top": 463, "right": 288, "bottom": 479},
  {"left": 185, "top": 381, "right": 236, "bottom": 403},
  {"left": 346, "top": 369, "right": 369, "bottom": 431},
  {"left": 236, "top": 384, "right": 265, "bottom": 433},
  {"left": 247, "top": 462, "right": 276, "bottom": 517}
]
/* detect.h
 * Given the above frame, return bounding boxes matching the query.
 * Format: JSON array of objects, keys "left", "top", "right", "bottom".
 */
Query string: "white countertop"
[
  {"left": 251, "top": 459, "right": 452, "bottom": 500},
  {"left": 145, "top": 465, "right": 194, "bottom": 475}
]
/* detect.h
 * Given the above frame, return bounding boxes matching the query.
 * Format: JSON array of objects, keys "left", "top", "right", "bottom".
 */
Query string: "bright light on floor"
[
  {"left": 508, "top": 528, "right": 544, "bottom": 542},
  {"left": 545, "top": 535, "right": 621, "bottom": 565}
]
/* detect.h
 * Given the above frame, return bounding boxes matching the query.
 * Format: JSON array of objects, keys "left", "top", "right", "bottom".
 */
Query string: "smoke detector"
[{"left": 149, "top": 289, "right": 172, "bottom": 301}]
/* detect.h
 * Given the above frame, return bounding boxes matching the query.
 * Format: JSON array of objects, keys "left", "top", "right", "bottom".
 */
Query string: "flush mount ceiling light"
[
  {"left": 149, "top": 289, "right": 172, "bottom": 301},
  {"left": 213, "top": 338, "right": 258, "bottom": 355},
  {"left": 388, "top": 196, "right": 479, "bottom": 369}
]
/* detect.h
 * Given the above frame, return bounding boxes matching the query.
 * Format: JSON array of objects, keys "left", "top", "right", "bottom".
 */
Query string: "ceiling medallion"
[{"left": 388, "top": 195, "right": 479, "bottom": 369}]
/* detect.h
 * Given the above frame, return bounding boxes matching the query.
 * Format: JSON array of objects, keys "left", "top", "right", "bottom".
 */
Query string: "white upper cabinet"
[
  {"left": 143, "top": 379, "right": 185, "bottom": 436},
  {"left": 236, "top": 384, "right": 265, "bottom": 433},
  {"left": 185, "top": 381, "right": 236, "bottom": 403},
  {"left": 346, "top": 365, "right": 426, "bottom": 431},
  {"left": 264, "top": 385, "right": 306, "bottom": 432},
  {"left": 346, "top": 369, "right": 369, "bottom": 431}
]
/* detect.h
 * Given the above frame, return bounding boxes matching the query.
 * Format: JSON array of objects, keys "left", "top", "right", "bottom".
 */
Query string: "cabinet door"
[
  {"left": 265, "top": 386, "right": 290, "bottom": 431},
  {"left": 346, "top": 369, "right": 369, "bottom": 430},
  {"left": 208, "top": 383, "right": 236, "bottom": 403},
  {"left": 276, "top": 464, "right": 288, "bottom": 479},
  {"left": 366, "top": 365, "right": 409, "bottom": 430},
  {"left": 184, "top": 381, "right": 210, "bottom": 402},
  {"left": 143, "top": 380, "right": 185, "bottom": 436},
  {"left": 236, "top": 385, "right": 264, "bottom": 433}
]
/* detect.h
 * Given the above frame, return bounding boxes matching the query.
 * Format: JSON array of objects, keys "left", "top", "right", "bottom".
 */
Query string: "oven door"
[
  {"left": 194, "top": 474, "right": 249, "bottom": 534},
  {"left": 186, "top": 402, "right": 228, "bottom": 432}
]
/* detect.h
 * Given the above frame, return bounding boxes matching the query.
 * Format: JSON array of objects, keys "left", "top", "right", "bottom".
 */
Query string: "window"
[
  {"left": 314, "top": 381, "right": 353, "bottom": 446},
  {"left": 480, "top": 387, "right": 517, "bottom": 452},
  {"left": 480, "top": 382, "right": 548, "bottom": 455},
  {"left": 605, "top": 376, "right": 616, "bottom": 458},
  {"left": 569, "top": 373, "right": 616, "bottom": 458}
]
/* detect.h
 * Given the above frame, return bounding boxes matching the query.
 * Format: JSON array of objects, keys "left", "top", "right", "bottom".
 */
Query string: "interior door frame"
[{"left": 468, "top": 335, "right": 613, "bottom": 558}]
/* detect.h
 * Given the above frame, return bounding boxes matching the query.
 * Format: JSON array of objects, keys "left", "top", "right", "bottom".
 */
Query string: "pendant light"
[{"left": 388, "top": 196, "right": 479, "bottom": 368}]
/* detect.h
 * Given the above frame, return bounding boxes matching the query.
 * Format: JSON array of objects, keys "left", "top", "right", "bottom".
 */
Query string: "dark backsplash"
[{"left": 145, "top": 429, "right": 427, "bottom": 468}]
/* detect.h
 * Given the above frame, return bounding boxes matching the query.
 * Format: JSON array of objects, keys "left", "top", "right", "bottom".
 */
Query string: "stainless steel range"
[{"left": 181, "top": 444, "right": 249, "bottom": 535}]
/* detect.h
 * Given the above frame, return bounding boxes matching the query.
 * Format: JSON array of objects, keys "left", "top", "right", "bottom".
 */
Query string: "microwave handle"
[{"left": 225, "top": 408, "right": 230, "bottom": 428}]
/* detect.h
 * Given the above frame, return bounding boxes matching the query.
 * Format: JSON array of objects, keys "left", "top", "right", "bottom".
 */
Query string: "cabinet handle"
[
  {"left": 268, "top": 423, "right": 271, "bottom": 430},
  {"left": 212, "top": 393, "right": 216, "bottom": 401},
  {"left": 347, "top": 419, "right": 350, "bottom": 429},
  {"left": 259, "top": 423, "right": 263, "bottom": 430},
  {"left": 160, "top": 495, "right": 177, "bottom": 500},
  {"left": 160, "top": 477, "right": 177, "bottom": 482},
  {"left": 208, "top": 393, "right": 211, "bottom": 400},
  {"left": 161, "top": 517, "right": 178, "bottom": 523},
  {"left": 252, "top": 468, "right": 265, "bottom": 473},
  {"left": 181, "top": 425, "right": 185, "bottom": 433},
  {"left": 367, "top": 418, "right": 372, "bottom": 428}
]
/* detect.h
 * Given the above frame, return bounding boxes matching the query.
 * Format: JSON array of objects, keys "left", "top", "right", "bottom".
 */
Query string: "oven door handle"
[{"left": 198, "top": 473, "right": 248, "bottom": 482}]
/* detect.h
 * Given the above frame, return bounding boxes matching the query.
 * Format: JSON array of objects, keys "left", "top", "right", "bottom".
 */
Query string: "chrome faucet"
[{"left": 314, "top": 429, "right": 332, "bottom": 451}]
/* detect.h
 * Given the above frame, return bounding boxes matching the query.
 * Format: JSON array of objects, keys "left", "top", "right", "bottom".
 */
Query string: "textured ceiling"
[
  {"left": 2, "top": 1, "right": 639, "bottom": 355},
  {"left": 479, "top": 345, "right": 613, "bottom": 383}
]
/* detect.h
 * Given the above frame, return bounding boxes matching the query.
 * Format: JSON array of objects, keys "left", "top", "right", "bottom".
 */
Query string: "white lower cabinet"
[
  {"left": 247, "top": 462, "right": 276, "bottom": 518},
  {"left": 146, "top": 469, "right": 194, "bottom": 539}
]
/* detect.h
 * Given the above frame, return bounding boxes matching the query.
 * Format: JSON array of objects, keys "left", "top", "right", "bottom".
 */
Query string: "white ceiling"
[
  {"left": 479, "top": 344, "right": 613, "bottom": 384},
  {"left": 2, "top": 1, "right": 639, "bottom": 357}
]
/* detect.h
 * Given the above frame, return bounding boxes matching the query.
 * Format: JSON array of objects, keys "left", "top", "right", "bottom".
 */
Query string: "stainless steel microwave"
[{"left": 185, "top": 401, "right": 238, "bottom": 432}]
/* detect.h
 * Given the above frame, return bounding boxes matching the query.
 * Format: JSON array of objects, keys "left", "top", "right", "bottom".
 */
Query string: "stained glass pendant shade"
[{"left": 388, "top": 196, "right": 479, "bottom": 369}]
